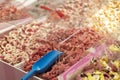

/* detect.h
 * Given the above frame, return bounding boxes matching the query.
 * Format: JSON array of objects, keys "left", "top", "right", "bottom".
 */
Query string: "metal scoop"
[{"left": 21, "top": 50, "right": 63, "bottom": 80}]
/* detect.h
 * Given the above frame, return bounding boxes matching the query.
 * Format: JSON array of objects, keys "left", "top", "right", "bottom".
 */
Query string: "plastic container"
[
  {"left": 0, "top": 22, "right": 12, "bottom": 34},
  {"left": 5, "top": 17, "right": 79, "bottom": 80},
  {"left": 0, "top": 18, "right": 36, "bottom": 65}
]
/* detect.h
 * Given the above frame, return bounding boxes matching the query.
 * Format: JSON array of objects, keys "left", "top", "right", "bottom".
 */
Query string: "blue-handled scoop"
[{"left": 21, "top": 50, "right": 63, "bottom": 80}]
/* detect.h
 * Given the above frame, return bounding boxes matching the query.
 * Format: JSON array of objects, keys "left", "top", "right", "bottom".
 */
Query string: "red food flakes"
[
  {"left": 23, "top": 28, "right": 77, "bottom": 71},
  {"left": 40, "top": 5, "right": 68, "bottom": 19},
  {"left": 23, "top": 28, "right": 103, "bottom": 80},
  {"left": 38, "top": 28, "right": 103, "bottom": 80},
  {"left": 23, "top": 41, "right": 56, "bottom": 71},
  {"left": 47, "top": 28, "right": 77, "bottom": 43}
]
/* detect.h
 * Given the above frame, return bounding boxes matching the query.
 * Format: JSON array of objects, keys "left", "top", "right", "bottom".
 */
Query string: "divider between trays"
[{"left": 0, "top": 18, "right": 33, "bottom": 34}]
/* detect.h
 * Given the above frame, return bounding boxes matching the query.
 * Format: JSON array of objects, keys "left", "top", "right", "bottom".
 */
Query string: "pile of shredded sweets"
[
  {"left": 39, "top": 28, "right": 103, "bottom": 80},
  {"left": 23, "top": 40, "right": 57, "bottom": 71},
  {"left": 91, "top": 0, "right": 120, "bottom": 38},
  {"left": 0, "top": 5, "right": 29, "bottom": 22},
  {"left": 23, "top": 28, "right": 77, "bottom": 71},
  {"left": 23, "top": 28, "right": 103, "bottom": 80}
]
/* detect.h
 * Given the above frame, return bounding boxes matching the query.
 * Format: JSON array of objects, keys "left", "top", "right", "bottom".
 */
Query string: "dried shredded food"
[
  {"left": 23, "top": 28, "right": 103, "bottom": 80},
  {"left": 38, "top": 28, "right": 103, "bottom": 80},
  {"left": 47, "top": 28, "right": 77, "bottom": 43},
  {"left": 23, "top": 28, "right": 77, "bottom": 71},
  {"left": 23, "top": 40, "right": 57, "bottom": 71}
]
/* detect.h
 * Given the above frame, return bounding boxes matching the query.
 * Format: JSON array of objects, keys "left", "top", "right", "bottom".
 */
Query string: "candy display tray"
[{"left": 0, "top": 18, "right": 41, "bottom": 80}]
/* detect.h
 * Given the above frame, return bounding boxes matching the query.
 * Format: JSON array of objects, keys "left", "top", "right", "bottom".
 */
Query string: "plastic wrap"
[
  {"left": 59, "top": 44, "right": 106, "bottom": 80},
  {"left": 61, "top": 43, "right": 120, "bottom": 80}
]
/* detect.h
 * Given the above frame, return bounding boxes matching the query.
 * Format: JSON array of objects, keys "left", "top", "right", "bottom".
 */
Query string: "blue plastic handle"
[
  {"left": 21, "top": 50, "right": 63, "bottom": 80},
  {"left": 33, "top": 50, "right": 62, "bottom": 73},
  {"left": 21, "top": 70, "right": 36, "bottom": 80}
]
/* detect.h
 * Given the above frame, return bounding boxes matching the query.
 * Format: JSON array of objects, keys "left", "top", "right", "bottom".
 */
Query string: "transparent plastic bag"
[
  {"left": 60, "top": 43, "right": 120, "bottom": 80},
  {"left": 58, "top": 44, "right": 106, "bottom": 80}
]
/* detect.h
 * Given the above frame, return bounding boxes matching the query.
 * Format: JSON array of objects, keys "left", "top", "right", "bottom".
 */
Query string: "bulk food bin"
[{"left": 0, "top": 18, "right": 39, "bottom": 80}]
